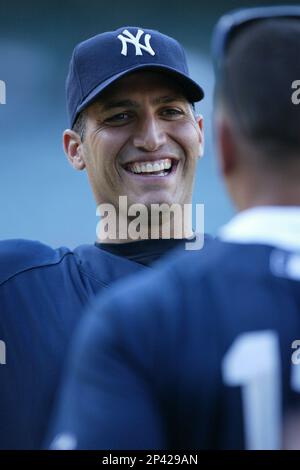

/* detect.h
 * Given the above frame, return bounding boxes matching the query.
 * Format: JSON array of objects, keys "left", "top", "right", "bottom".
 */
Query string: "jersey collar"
[{"left": 219, "top": 206, "right": 300, "bottom": 251}]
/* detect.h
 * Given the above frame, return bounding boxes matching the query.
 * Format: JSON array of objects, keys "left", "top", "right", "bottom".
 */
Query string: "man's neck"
[
  {"left": 97, "top": 201, "right": 195, "bottom": 244},
  {"left": 97, "top": 225, "right": 195, "bottom": 244}
]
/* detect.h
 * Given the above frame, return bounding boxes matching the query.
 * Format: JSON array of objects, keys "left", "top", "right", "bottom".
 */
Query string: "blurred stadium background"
[{"left": 0, "top": 0, "right": 297, "bottom": 248}]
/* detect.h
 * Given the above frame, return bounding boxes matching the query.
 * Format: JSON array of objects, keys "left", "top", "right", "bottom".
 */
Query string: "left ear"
[
  {"left": 214, "top": 107, "right": 240, "bottom": 179},
  {"left": 196, "top": 114, "right": 204, "bottom": 159}
]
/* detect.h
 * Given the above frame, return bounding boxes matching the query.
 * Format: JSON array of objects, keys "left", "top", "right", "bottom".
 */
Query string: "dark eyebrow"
[
  {"left": 99, "top": 95, "right": 188, "bottom": 112},
  {"left": 100, "top": 99, "right": 139, "bottom": 112},
  {"left": 152, "top": 95, "right": 188, "bottom": 105}
]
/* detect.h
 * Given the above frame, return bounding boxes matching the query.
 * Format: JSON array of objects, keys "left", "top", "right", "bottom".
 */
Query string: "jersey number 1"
[{"left": 222, "top": 330, "right": 300, "bottom": 450}]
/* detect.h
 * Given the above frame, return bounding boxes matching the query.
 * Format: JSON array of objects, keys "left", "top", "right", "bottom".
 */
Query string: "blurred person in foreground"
[{"left": 47, "top": 6, "right": 300, "bottom": 450}]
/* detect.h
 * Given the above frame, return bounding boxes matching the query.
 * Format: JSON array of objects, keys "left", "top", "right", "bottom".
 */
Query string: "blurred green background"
[{"left": 0, "top": 0, "right": 297, "bottom": 247}]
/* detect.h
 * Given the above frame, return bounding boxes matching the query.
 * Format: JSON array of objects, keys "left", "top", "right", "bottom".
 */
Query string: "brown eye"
[
  {"left": 105, "top": 112, "right": 133, "bottom": 124},
  {"left": 161, "top": 108, "right": 184, "bottom": 118}
]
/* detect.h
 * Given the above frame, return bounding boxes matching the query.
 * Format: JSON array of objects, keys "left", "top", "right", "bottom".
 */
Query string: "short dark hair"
[
  {"left": 216, "top": 19, "right": 300, "bottom": 161},
  {"left": 72, "top": 110, "right": 86, "bottom": 141}
]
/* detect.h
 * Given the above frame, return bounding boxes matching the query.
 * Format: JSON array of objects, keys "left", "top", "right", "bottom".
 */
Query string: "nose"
[{"left": 133, "top": 114, "right": 167, "bottom": 152}]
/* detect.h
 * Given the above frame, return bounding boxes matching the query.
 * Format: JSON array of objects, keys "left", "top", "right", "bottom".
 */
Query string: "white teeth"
[{"left": 127, "top": 158, "right": 173, "bottom": 174}]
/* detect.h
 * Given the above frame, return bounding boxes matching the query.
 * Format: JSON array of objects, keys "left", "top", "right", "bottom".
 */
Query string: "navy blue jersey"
[
  {"left": 47, "top": 240, "right": 300, "bottom": 450},
  {"left": 0, "top": 239, "right": 149, "bottom": 449}
]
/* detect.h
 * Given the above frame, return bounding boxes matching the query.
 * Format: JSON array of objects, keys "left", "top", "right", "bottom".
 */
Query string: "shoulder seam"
[{"left": 0, "top": 251, "right": 74, "bottom": 288}]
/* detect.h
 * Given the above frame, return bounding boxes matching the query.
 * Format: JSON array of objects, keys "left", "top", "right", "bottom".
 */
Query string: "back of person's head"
[{"left": 216, "top": 18, "right": 300, "bottom": 164}]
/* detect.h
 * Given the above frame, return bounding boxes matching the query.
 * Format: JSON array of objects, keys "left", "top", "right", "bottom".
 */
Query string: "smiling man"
[
  {"left": 66, "top": 33, "right": 204, "bottom": 242},
  {"left": 74, "top": 72, "right": 200, "bottom": 209},
  {"left": 0, "top": 27, "right": 205, "bottom": 449}
]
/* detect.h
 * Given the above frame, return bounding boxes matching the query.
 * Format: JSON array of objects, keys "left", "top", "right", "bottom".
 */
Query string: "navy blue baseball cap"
[
  {"left": 66, "top": 26, "right": 204, "bottom": 128},
  {"left": 212, "top": 5, "right": 300, "bottom": 76}
]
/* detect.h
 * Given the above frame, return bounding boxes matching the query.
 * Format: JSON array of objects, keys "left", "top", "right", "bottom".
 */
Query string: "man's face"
[{"left": 78, "top": 71, "right": 203, "bottom": 209}]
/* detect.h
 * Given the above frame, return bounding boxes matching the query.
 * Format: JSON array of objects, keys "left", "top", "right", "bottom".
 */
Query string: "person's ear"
[
  {"left": 63, "top": 130, "right": 86, "bottom": 170},
  {"left": 196, "top": 114, "right": 204, "bottom": 159},
  {"left": 214, "top": 112, "right": 237, "bottom": 177}
]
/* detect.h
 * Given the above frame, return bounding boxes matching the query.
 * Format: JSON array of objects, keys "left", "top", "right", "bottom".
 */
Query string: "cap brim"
[{"left": 74, "top": 64, "right": 204, "bottom": 125}]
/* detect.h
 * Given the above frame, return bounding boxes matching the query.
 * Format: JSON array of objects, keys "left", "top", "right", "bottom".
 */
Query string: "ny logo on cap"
[{"left": 117, "top": 29, "right": 155, "bottom": 57}]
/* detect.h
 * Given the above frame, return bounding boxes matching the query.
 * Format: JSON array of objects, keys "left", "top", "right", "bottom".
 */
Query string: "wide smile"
[{"left": 122, "top": 158, "right": 179, "bottom": 181}]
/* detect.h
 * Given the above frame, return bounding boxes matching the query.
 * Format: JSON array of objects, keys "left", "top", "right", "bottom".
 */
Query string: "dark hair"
[
  {"left": 216, "top": 19, "right": 300, "bottom": 161},
  {"left": 72, "top": 110, "right": 86, "bottom": 141}
]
